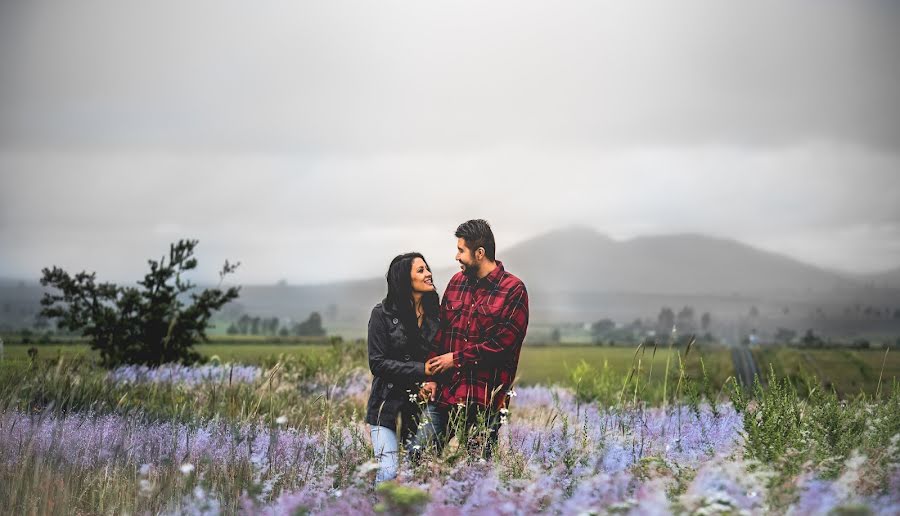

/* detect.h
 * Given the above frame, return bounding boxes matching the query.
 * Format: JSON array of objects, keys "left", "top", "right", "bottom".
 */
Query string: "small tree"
[
  {"left": 801, "top": 329, "right": 823, "bottom": 348},
  {"left": 294, "top": 312, "right": 326, "bottom": 337},
  {"left": 39, "top": 240, "right": 240, "bottom": 367},
  {"left": 774, "top": 327, "right": 797, "bottom": 343},
  {"left": 676, "top": 306, "right": 696, "bottom": 334},
  {"left": 656, "top": 307, "right": 675, "bottom": 336},
  {"left": 590, "top": 319, "right": 615, "bottom": 340},
  {"left": 266, "top": 317, "right": 280, "bottom": 336},
  {"left": 549, "top": 327, "right": 561, "bottom": 343},
  {"left": 237, "top": 314, "right": 251, "bottom": 334},
  {"left": 700, "top": 312, "right": 712, "bottom": 332}
]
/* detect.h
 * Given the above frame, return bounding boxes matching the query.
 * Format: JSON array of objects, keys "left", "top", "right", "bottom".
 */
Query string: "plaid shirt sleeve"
[{"left": 453, "top": 282, "right": 528, "bottom": 368}]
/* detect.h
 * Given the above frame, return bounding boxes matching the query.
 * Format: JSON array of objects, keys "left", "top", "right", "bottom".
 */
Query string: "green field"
[
  {"left": 753, "top": 346, "right": 899, "bottom": 396},
  {"left": 4, "top": 342, "right": 897, "bottom": 397},
  {"left": 0, "top": 343, "right": 328, "bottom": 365},
  {"left": 516, "top": 344, "right": 734, "bottom": 387}
]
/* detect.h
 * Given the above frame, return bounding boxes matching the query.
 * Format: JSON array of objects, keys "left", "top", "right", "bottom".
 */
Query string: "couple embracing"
[{"left": 365, "top": 219, "right": 530, "bottom": 483}]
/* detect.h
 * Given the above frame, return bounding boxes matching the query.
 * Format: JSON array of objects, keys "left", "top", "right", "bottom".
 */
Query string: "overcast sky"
[{"left": 1, "top": 1, "right": 899, "bottom": 284}]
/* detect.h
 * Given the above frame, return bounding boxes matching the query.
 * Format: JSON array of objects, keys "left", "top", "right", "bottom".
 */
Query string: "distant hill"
[
  {"left": 2, "top": 228, "right": 898, "bottom": 332},
  {"left": 859, "top": 267, "right": 900, "bottom": 289},
  {"left": 219, "top": 227, "right": 895, "bottom": 327},
  {"left": 501, "top": 227, "right": 852, "bottom": 295}
]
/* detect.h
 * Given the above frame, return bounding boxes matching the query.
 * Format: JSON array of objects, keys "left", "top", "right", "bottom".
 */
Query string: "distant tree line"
[
  {"left": 544, "top": 299, "right": 900, "bottom": 349},
  {"left": 226, "top": 312, "right": 326, "bottom": 337},
  {"left": 579, "top": 306, "right": 714, "bottom": 346},
  {"left": 227, "top": 315, "right": 281, "bottom": 336}
]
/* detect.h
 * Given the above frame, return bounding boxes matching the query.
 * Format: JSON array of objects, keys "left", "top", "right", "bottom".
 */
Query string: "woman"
[{"left": 366, "top": 252, "right": 440, "bottom": 483}]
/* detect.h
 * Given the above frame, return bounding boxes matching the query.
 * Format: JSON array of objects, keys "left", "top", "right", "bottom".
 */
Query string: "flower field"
[{"left": 1, "top": 343, "right": 898, "bottom": 515}]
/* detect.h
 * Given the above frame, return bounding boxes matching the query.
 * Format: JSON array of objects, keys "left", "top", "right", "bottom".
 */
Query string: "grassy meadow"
[
  {"left": 752, "top": 346, "right": 900, "bottom": 396},
  {"left": 1, "top": 339, "right": 898, "bottom": 514},
  {"left": 4, "top": 341, "right": 898, "bottom": 397}
]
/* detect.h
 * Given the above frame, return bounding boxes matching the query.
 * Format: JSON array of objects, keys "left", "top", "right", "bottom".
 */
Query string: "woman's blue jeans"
[{"left": 370, "top": 425, "right": 399, "bottom": 484}]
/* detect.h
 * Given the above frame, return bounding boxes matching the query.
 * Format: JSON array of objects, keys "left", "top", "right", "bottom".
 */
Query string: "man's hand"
[
  {"left": 426, "top": 352, "right": 456, "bottom": 375},
  {"left": 419, "top": 381, "right": 437, "bottom": 401}
]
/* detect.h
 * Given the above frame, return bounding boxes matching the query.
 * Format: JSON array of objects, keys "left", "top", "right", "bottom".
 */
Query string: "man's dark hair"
[{"left": 455, "top": 219, "right": 496, "bottom": 261}]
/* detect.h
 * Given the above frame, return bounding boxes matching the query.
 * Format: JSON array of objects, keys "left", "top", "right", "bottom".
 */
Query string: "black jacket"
[{"left": 365, "top": 302, "right": 438, "bottom": 432}]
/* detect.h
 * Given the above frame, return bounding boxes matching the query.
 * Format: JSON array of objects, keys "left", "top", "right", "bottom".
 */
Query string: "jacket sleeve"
[
  {"left": 454, "top": 283, "right": 529, "bottom": 368},
  {"left": 426, "top": 297, "right": 450, "bottom": 362},
  {"left": 368, "top": 309, "right": 427, "bottom": 383}
]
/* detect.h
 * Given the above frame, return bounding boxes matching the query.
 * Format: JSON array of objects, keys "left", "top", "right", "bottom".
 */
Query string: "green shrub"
[{"left": 39, "top": 240, "right": 240, "bottom": 367}]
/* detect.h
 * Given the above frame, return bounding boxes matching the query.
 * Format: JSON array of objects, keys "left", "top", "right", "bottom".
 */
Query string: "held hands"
[
  {"left": 419, "top": 381, "right": 437, "bottom": 402},
  {"left": 425, "top": 352, "right": 456, "bottom": 376}
]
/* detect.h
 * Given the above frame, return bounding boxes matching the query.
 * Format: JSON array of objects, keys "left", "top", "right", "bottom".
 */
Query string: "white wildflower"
[
  {"left": 275, "top": 415, "right": 288, "bottom": 425},
  {"left": 179, "top": 463, "right": 195, "bottom": 474}
]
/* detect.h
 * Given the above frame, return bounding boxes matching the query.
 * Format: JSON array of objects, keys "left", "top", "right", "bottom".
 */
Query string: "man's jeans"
[
  {"left": 409, "top": 403, "right": 502, "bottom": 463},
  {"left": 370, "top": 425, "right": 399, "bottom": 484}
]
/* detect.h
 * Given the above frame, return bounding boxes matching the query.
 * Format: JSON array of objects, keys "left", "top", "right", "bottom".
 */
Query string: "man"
[{"left": 412, "top": 219, "right": 529, "bottom": 460}]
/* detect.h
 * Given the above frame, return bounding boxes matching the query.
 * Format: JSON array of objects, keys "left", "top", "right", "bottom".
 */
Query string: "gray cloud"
[
  {"left": 2, "top": 150, "right": 898, "bottom": 283},
  {"left": 1, "top": 1, "right": 898, "bottom": 284},
  {"left": 1, "top": 1, "right": 898, "bottom": 153}
]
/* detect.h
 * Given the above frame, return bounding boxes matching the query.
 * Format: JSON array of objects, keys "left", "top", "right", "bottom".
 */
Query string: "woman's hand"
[
  {"left": 419, "top": 381, "right": 437, "bottom": 401},
  {"left": 426, "top": 353, "right": 456, "bottom": 375}
]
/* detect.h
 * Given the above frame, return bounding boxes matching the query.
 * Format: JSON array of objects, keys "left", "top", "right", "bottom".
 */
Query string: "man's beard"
[{"left": 460, "top": 261, "right": 478, "bottom": 279}]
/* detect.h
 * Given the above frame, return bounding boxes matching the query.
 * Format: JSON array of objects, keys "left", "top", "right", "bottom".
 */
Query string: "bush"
[
  {"left": 39, "top": 240, "right": 240, "bottom": 367},
  {"left": 375, "top": 481, "right": 430, "bottom": 515}
]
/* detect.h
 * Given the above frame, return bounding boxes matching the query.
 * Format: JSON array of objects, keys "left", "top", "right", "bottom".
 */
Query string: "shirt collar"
[{"left": 469, "top": 260, "right": 504, "bottom": 288}]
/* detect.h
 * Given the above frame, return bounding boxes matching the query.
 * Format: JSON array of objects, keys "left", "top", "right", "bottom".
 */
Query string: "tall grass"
[{"left": 0, "top": 339, "right": 897, "bottom": 514}]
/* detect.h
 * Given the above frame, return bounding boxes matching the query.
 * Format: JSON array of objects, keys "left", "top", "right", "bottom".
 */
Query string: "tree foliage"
[
  {"left": 656, "top": 307, "right": 675, "bottom": 335},
  {"left": 293, "top": 312, "right": 326, "bottom": 337},
  {"left": 39, "top": 240, "right": 240, "bottom": 367}
]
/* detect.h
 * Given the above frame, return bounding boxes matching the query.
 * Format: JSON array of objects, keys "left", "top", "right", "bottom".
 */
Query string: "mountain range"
[
  {"left": 501, "top": 227, "right": 854, "bottom": 295},
  {"left": 3, "top": 227, "right": 898, "bottom": 333},
  {"left": 223, "top": 227, "right": 900, "bottom": 329}
]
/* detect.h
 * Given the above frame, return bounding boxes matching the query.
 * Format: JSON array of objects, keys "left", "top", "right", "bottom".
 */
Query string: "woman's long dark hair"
[{"left": 383, "top": 252, "right": 440, "bottom": 333}]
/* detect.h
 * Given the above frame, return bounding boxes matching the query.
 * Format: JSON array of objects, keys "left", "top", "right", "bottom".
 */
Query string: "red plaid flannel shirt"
[{"left": 429, "top": 261, "right": 529, "bottom": 410}]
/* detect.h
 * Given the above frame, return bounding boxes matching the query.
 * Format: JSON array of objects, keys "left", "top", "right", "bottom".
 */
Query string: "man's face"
[{"left": 456, "top": 237, "right": 478, "bottom": 278}]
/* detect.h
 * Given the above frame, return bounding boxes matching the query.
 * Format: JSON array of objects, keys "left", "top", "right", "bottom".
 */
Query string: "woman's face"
[{"left": 410, "top": 257, "right": 435, "bottom": 293}]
